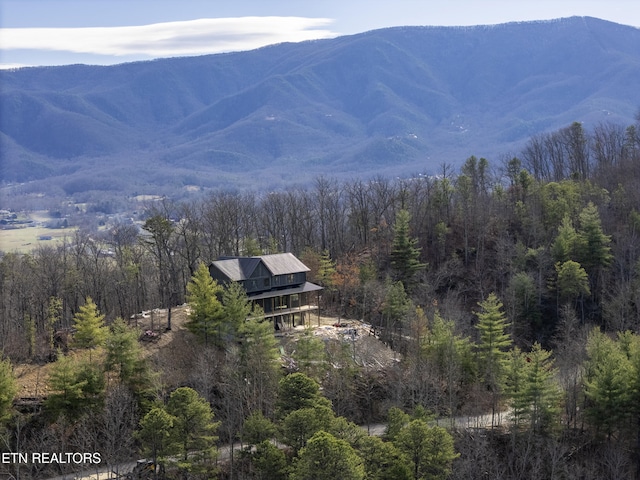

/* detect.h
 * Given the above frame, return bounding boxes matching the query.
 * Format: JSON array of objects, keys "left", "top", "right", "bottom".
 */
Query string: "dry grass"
[
  {"left": 0, "top": 210, "right": 78, "bottom": 253},
  {"left": 13, "top": 306, "right": 394, "bottom": 399},
  {"left": 0, "top": 226, "right": 76, "bottom": 253},
  {"left": 13, "top": 307, "right": 195, "bottom": 399},
  {"left": 13, "top": 362, "right": 53, "bottom": 399}
]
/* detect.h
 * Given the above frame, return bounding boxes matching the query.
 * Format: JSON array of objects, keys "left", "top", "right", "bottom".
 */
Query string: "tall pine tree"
[
  {"left": 186, "top": 263, "right": 225, "bottom": 347},
  {"left": 505, "top": 343, "right": 561, "bottom": 433},
  {"left": 136, "top": 407, "right": 178, "bottom": 473},
  {"left": 390, "top": 209, "right": 426, "bottom": 290},
  {"left": 475, "top": 293, "right": 512, "bottom": 425},
  {"left": 239, "top": 316, "right": 282, "bottom": 415},
  {"left": 394, "top": 419, "right": 459, "bottom": 480},
  {"left": 46, "top": 354, "right": 105, "bottom": 418},
  {"left": 291, "top": 431, "right": 365, "bottom": 480},
  {"left": 166, "top": 387, "right": 219, "bottom": 465},
  {"left": 104, "top": 317, "right": 154, "bottom": 395},
  {"left": 71, "top": 297, "right": 108, "bottom": 354},
  {"left": 576, "top": 202, "right": 612, "bottom": 273},
  {"left": 584, "top": 329, "right": 636, "bottom": 438},
  {"left": 222, "top": 280, "right": 259, "bottom": 337}
]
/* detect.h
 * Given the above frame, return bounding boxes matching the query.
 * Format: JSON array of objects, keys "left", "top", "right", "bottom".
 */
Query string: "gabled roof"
[
  {"left": 261, "top": 253, "right": 310, "bottom": 276},
  {"left": 211, "top": 257, "right": 261, "bottom": 281},
  {"left": 210, "top": 253, "right": 310, "bottom": 281}
]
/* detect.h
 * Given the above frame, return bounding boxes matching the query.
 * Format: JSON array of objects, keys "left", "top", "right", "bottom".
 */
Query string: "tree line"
[
  {"left": 1, "top": 117, "right": 640, "bottom": 478},
  {"left": 2, "top": 120, "right": 638, "bottom": 353}
]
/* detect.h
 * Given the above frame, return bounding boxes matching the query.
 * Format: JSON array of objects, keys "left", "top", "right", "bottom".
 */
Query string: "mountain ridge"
[{"left": 2, "top": 16, "right": 639, "bottom": 193}]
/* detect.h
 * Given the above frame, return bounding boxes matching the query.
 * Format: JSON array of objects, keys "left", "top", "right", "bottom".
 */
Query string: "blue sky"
[{"left": 2, "top": 0, "right": 639, "bottom": 68}]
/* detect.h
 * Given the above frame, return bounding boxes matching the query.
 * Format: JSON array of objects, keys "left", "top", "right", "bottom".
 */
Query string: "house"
[{"left": 209, "top": 253, "right": 323, "bottom": 330}]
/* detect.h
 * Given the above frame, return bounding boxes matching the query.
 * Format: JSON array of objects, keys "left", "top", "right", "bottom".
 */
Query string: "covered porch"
[{"left": 248, "top": 281, "right": 322, "bottom": 330}]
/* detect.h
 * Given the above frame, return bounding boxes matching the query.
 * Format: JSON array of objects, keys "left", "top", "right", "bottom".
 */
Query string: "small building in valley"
[{"left": 209, "top": 253, "right": 322, "bottom": 329}]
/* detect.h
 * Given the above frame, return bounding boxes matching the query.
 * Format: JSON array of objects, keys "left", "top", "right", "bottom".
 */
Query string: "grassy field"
[
  {"left": 0, "top": 210, "right": 76, "bottom": 253},
  {"left": 0, "top": 226, "right": 76, "bottom": 253}
]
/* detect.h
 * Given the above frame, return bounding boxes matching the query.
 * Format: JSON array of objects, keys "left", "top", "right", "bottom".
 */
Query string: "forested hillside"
[
  {"left": 1, "top": 117, "right": 640, "bottom": 478},
  {"left": 2, "top": 16, "right": 640, "bottom": 195}
]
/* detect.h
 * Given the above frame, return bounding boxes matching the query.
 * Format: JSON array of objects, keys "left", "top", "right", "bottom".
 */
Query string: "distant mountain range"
[{"left": 2, "top": 16, "right": 640, "bottom": 194}]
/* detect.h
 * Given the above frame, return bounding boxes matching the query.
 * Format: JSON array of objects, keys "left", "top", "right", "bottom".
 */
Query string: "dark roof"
[
  {"left": 210, "top": 253, "right": 310, "bottom": 281},
  {"left": 261, "top": 253, "right": 310, "bottom": 276},
  {"left": 211, "top": 257, "right": 261, "bottom": 281}
]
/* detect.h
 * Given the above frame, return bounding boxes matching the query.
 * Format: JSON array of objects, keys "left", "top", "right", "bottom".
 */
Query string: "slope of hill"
[{"left": 2, "top": 16, "right": 639, "bottom": 193}]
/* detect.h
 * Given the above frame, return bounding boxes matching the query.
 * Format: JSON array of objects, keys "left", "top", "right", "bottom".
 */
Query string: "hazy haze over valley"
[{"left": 1, "top": 16, "right": 640, "bottom": 196}]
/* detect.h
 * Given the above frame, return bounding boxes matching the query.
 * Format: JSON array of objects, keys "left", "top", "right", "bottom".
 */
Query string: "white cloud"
[
  {"left": 0, "top": 63, "right": 29, "bottom": 70},
  {"left": 0, "top": 16, "right": 338, "bottom": 58}
]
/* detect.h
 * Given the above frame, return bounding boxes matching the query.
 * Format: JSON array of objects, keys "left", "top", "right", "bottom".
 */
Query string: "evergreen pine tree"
[
  {"left": 390, "top": 209, "right": 426, "bottom": 289},
  {"left": 357, "top": 435, "right": 412, "bottom": 480},
  {"left": 71, "top": 297, "right": 108, "bottom": 352},
  {"left": 424, "top": 311, "right": 475, "bottom": 417},
  {"left": 551, "top": 215, "right": 579, "bottom": 263},
  {"left": 222, "top": 280, "right": 256, "bottom": 335},
  {"left": 576, "top": 202, "right": 612, "bottom": 272},
  {"left": 250, "top": 440, "right": 288, "bottom": 480},
  {"left": 508, "top": 271, "right": 541, "bottom": 335},
  {"left": 280, "top": 404, "right": 336, "bottom": 453},
  {"left": 382, "top": 279, "right": 412, "bottom": 348},
  {"left": 475, "top": 293, "right": 512, "bottom": 425},
  {"left": 185, "top": 263, "right": 225, "bottom": 347},
  {"left": 104, "top": 317, "right": 153, "bottom": 394},
  {"left": 525, "top": 342, "right": 562, "bottom": 433},
  {"left": 136, "top": 407, "right": 178, "bottom": 473},
  {"left": 46, "top": 296, "right": 63, "bottom": 355},
  {"left": 291, "top": 431, "right": 365, "bottom": 480},
  {"left": 238, "top": 315, "right": 282, "bottom": 415},
  {"left": 46, "top": 354, "right": 105, "bottom": 418},
  {"left": 166, "top": 387, "right": 219, "bottom": 466},
  {"left": 394, "top": 419, "right": 459, "bottom": 480},
  {"left": 584, "top": 329, "right": 635, "bottom": 438},
  {"left": 382, "top": 279, "right": 412, "bottom": 325},
  {"left": 555, "top": 260, "right": 590, "bottom": 301},
  {"left": 504, "top": 347, "right": 530, "bottom": 428},
  {"left": 276, "top": 373, "right": 330, "bottom": 418},
  {"left": 506, "top": 343, "right": 562, "bottom": 433},
  {"left": 317, "top": 249, "right": 337, "bottom": 290},
  {"left": 291, "top": 328, "right": 327, "bottom": 381},
  {"left": 241, "top": 411, "right": 278, "bottom": 446},
  {"left": 384, "top": 407, "right": 411, "bottom": 442}
]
